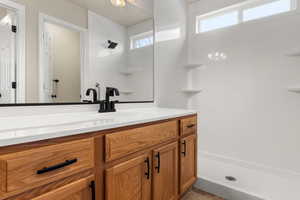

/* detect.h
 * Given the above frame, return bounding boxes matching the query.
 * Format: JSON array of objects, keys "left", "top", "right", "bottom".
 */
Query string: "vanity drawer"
[
  {"left": 105, "top": 120, "right": 178, "bottom": 162},
  {"left": 0, "top": 138, "right": 94, "bottom": 193},
  {"left": 180, "top": 116, "right": 197, "bottom": 136}
]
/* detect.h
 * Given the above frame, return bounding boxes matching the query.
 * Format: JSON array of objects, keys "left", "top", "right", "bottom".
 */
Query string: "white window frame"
[
  {"left": 196, "top": 8, "right": 240, "bottom": 34},
  {"left": 196, "top": 0, "right": 297, "bottom": 34},
  {"left": 130, "top": 31, "right": 154, "bottom": 50}
]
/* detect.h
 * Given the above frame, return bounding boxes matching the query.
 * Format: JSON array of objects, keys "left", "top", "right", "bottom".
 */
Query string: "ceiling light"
[{"left": 111, "top": 0, "right": 126, "bottom": 7}]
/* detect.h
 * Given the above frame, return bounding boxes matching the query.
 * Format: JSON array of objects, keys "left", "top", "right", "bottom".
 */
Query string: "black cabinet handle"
[
  {"left": 181, "top": 141, "right": 187, "bottom": 157},
  {"left": 144, "top": 157, "right": 150, "bottom": 179},
  {"left": 155, "top": 152, "right": 160, "bottom": 173},
  {"left": 187, "top": 124, "right": 195, "bottom": 128},
  {"left": 36, "top": 158, "right": 78, "bottom": 175},
  {"left": 90, "top": 181, "right": 96, "bottom": 200}
]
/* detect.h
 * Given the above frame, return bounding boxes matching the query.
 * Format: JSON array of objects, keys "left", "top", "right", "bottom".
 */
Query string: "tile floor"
[{"left": 182, "top": 188, "right": 224, "bottom": 200}]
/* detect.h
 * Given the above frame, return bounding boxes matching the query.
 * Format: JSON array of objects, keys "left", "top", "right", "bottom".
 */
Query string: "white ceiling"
[{"left": 68, "top": 0, "right": 153, "bottom": 26}]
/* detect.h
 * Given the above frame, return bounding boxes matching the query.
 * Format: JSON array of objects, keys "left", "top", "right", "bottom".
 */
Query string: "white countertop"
[{"left": 0, "top": 108, "right": 196, "bottom": 147}]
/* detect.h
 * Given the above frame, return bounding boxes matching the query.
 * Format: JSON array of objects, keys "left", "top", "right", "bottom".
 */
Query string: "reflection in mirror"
[
  {"left": 40, "top": 20, "right": 82, "bottom": 103},
  {"left": 0, "top": 0, "right": 154, "bottom": 105},
  {"left": 0, "top": 5, "right": 16, "bottom": 104},
  {"left": 84, "top": 0, "right": 154, "bottom": 103}
]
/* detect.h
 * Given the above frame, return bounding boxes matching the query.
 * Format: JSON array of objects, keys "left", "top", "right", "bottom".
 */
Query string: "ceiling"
[{"left": 68, "top": 0, "right": 153, "bottom": 26}]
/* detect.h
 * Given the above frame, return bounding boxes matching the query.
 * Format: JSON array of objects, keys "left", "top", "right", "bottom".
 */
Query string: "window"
[
  {"left": 197, "top": 11, "right": 239, "bottom": 33},
  {"left": 243, "top": 0, "right": 293, "bottom": 22},
  {"left": 156, "top": 27, "right": 181, "bottom": 42},
  {"left": 130, "top": 31, "right": 153, "bottom": 50},
  {"left": 196, "top": 0, "right": 296, "bottom": 34}
]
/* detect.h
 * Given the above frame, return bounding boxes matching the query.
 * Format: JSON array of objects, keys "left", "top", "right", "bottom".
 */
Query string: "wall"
[
  {"left": 126, "top": 19, "right": 154, "bottom": 101},
  {"left": 45, "top": 22, "right": 81, "bottom": 102},
  {"left": 88, "top": 11, "right": 129, "bottom": 102},
  {"left": 11, "top": 0, "right": 87, "bottom": 102},
  {"left": 154, "top": 0, "right": 189, "bottom": 108},
  {"left": 188, "top": 0, "right": 300, "bottom": 199},
  {"left": 88, "top": 11, "right": 155, "bottom": 102}
]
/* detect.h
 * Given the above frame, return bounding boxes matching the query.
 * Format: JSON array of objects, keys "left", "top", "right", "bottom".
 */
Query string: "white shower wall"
[
  {"left": 88, "top": 11, "right": 129, "bottom": 101},
  {"left": 188, "top": 0, "right": 300, "bottom": 199},
  {"left": 88, "top": 12, "right": 154, "bottom": 102}
]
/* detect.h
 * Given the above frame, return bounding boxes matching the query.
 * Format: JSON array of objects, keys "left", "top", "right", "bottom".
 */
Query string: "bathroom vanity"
[
  {"left": 0, "top": 0, "right": 197, "bottom": 199},
  {"left": 0, "top": 109, "right": 197, "bottom": 200}
]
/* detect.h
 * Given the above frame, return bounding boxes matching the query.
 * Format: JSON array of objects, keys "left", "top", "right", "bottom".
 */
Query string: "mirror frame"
[{"left": 0, "top": 101, "right": 154, "bottom": 107}]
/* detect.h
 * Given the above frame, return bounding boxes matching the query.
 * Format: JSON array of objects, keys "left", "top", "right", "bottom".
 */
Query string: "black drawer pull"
[
  {"left": 90, "top": 181, "right": 96, "bottom": 200},
  {"left": 187, "top": 124, "right": 195, "bottom": 128},
  {"left": 145, "top": 157, "right": 150, "bottom": 179},
  {"left": 155, "top": 152, "right": 160, "bottom": 173},
  {"left": 182, "top": 141, "right": 187, "bottom": 157},
  {"left": 37, "top": 158, "right": 78, "bottom": 175}
]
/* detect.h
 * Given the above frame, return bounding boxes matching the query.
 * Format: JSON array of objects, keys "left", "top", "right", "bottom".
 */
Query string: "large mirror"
[{"left": 0, "top": 0, "right": 154, "bottom": 105}]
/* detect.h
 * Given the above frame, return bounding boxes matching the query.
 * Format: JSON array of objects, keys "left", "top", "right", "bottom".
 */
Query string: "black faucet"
[
  {"left": 86, "top": 88, "right": 98, "bottom": 103},
  {"left": 99, "top": 87, "right": 120, "bottom": 113},
  {"left": 105, "top": 87, "right": 120, "bottom": 102}
]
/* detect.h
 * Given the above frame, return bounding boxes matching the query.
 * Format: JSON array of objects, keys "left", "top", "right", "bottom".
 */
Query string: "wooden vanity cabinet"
[
  {"left": 152, "top": 142, "right": 178, "bottom": 200},
  {"left": 179, "top": 134, "right": 197, "bottom": 195},
  {"left": 105, "top": 142, "right": 178, "bottom": 200},
  {"left": 0, "top": 138, "right": 94, "bottom": 193},
  {"left": 105, "top": 153, "right": 152, "bottom": 200},
  {"left": 31, "top": 176, "right": 95, "bottom": 200},
  {"left": 0, "top": 114, "right": 197, "bottom": 200}
]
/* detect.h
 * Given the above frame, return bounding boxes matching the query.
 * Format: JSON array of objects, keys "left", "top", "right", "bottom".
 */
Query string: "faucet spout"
[{"left": 86, "top": 88, "right": 98, "bottom": 103}]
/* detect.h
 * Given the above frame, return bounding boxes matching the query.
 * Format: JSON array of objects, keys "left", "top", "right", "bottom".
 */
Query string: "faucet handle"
[
  {"left": 106, "top": 87, "right": 120, "bottom": 98},
  {"left": 114, "top": 88, "right": 120, "bottom": 96}
]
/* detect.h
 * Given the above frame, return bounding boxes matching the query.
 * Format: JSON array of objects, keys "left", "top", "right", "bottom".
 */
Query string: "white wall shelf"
[
  {"left": 181, "top": 88, "right": 202, "bottom": 94},
  {"left": 185, "top": 64, "right": 203, "bottom": 69},
  {"left": 287, "top": 87, "right": 300, "bottom": 93}
]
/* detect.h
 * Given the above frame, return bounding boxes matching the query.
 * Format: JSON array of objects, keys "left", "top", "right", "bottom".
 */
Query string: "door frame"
[
  {"left": 38, "top": 13, "right": 88, "bottom": 103},
  {"left": 0, "top": 0, "right": 25, "bottom": 103}
]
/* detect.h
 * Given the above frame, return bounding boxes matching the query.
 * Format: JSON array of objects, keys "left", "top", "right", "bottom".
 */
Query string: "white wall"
[
  {"left": 88, "top": 11, "right": 130, "bottom": 102},
  {"left": 154, "top": 0, "right": 189, "bottom": 108},
  {"left": 88, "top": 12, "right": 154, "bottom": 102},
  {"left": 45, "top": 23, "right": 81, "bottom": 102},
  {"left": 188, "top": 0, "right": 300, "bottom": 199},
  {"left": 11, "top": 0, "right": 87, "bottom": 102},
  {"left": 126, "top": 19, "right": 154, "bottom": 101}
]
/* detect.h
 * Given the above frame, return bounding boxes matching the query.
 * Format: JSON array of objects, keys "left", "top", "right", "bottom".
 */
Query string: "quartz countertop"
[{"left": 0, "top": 108, "right": 196, "bottom": 147}]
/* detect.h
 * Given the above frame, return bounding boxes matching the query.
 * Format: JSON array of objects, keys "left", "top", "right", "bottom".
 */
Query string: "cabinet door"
[
  {"left": 31, "top": 176, "right": 95, "bottom": 200},
  {"left": 180, "top": 134, "right": 197, "bottom": 194},
  {"left": 105, "top": 153, "right": 151, "bottom": 200},
  {"left": 153, "top": 142, "right": 178, "bottom": 200}
]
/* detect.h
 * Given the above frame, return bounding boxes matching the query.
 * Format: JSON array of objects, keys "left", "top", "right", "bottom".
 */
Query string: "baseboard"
[{"left": 194, "top": 178, "right": 265, "bottom": 200}]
